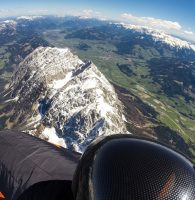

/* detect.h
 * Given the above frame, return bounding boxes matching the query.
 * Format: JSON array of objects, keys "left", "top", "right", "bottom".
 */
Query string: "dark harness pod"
[{"left": 0, "top": 130, "right": 81, "bottom": 200}]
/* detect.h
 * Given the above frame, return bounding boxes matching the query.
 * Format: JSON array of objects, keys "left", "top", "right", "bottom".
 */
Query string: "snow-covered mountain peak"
[
  {"left": 3, "top": 20, "right": 17, "bottom": 25},
  {"left": 6, "top": 47, "right": 127, "bottom": 152},
  {"left": 17, "top": 16, "right": 43, "bottom": 21},
  {"left": 120, "top": 23, "right": 195, "bottom": 52},
  {"left": 14, "top": 47, "right": 83, "bottom": 87},
  {"left": 0, "top": 20, "right": 17, "bottom": 32}
]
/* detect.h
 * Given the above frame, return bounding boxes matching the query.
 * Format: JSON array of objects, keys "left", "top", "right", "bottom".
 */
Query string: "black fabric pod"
[{"left": 0, "top": 130, "right": 81, "bottom": 200}]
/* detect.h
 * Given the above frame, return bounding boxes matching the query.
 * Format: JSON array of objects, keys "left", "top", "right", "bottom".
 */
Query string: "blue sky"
[{"left": 1, "top": 0, "right": 195, "bottom": 41}]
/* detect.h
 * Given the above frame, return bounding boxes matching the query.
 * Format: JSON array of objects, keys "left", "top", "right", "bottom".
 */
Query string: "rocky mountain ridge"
[{"left": 3, "top": 47, "right": 127, "bottom": 152}]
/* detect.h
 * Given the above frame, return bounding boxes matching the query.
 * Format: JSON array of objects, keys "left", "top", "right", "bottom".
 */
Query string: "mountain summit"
[{"left": 4, "top": 47, "right": 127, "bottom": 152}]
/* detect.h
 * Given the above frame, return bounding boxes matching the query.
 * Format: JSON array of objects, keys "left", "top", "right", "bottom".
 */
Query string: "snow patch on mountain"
[
  {"left": 6, "top": 47, "right": 127, "bottom": 152},
  {"left": 41, "top": 127, "right": 67, "bottom": 148},
  {"left": 49, "top": 72, "right": 73, "bottom": 89},
  {"left": 17, "top": 16, "right": 43, "bottom": 21},
  {"left": 120, "top": 23, "right": 195, "bottom": 52},
  {"left": 0, "top": 20, "right": 17, "bottom": 32}
]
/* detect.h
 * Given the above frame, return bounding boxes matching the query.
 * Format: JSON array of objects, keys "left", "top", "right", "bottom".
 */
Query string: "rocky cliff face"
[{"left": 4, "top": 47, "right": 127, "bottom": 152}]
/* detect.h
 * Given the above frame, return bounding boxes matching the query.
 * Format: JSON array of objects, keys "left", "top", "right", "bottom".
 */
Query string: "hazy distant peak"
[
  {"left": 119, "top": 22, "right": 195, "bottom": 51},
  {"left": 17, "top": 16, "right": 43, "bottom": 21}
]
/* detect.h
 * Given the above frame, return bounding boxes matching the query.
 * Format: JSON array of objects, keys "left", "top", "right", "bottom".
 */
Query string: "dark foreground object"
[
  {"left": 73, "top": 135, "right": 195, "bottom": 200},
  {"left": 0, "top": 131, "right": 195, "bottom": 200},
  {"left": 0, "top": 130, "right": 81, "bottom": 200}
]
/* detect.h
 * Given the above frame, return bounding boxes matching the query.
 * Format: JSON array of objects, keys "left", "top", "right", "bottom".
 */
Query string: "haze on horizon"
[{"left": 0, "top": 0, "right": 195, "bottom": 42}]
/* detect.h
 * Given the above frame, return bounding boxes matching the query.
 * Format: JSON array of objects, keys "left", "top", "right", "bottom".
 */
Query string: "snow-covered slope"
[
  {"left": 17, "top": 16, "right": 43, "bottom": 21},
  {"left": 5, "top": 47, "right": 127, "bottom": 152},
  {"left": 120, "top": 23, "right": 195, "bottom": 52},
  {"left": 0, "top": 20, "right": 17, "bottom": 33}
]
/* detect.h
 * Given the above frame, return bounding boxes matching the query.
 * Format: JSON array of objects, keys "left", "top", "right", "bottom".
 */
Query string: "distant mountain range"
[{"left": 0, "top": 16, "right": 194, "bottom": 160}]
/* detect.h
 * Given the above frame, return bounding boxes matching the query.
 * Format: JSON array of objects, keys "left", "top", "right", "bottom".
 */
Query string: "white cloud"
[
  {"left": 82, "top": 9, "right": 96, "bottom": 17},
  {"left": 121, "top": 13, "right": 182, "bottom": 31},
  {"left": 0, "top": 8, "right": 49, "bottom": 18},
  {"left": 32, "top": 9, "right": 48, "bottom": 13},
  {"left": 79, "top": 9, "right": 106, "bottom": 20},
  {"left": 182, "top": 30, "right": 195, "bottom": 42},
  {"left": 119, "top": 13, "right": 195, "bottom": 42},
  {"left": 184, "top": 30, "right": 194, "bottom": 35},
  {"left": 0, "top": 9, "right": 8, "bottom": 13}
]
